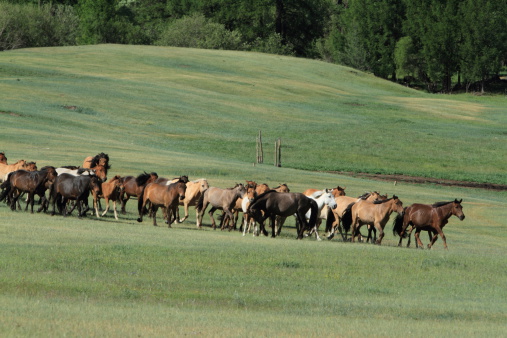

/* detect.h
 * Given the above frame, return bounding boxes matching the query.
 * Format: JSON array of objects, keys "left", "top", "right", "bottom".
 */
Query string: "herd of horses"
[{"left": 0, "top": 151, "right": 466, "bottom": 249}]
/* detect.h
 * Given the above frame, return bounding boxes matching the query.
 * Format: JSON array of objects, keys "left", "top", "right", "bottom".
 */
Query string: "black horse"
[
  {"left": 51, "top": 173, "right": 101, "bottom": 217},
  {"left": 247, "top": 190, "right": 318, "bottom": 239}
]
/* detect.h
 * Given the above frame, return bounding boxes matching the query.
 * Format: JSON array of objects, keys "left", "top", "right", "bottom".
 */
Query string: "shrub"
[
  {"left": 156, "top": 13, "right": 244, "bottom": 50},
  {"left": 0, "top": 2, "right": 78, "bottom": 51}
]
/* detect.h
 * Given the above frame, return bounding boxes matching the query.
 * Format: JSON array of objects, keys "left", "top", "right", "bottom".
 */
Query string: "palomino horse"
[
  {"left": 303, "top": 189, "right": 338, "bottom": 240},
  {"left": 136, "top": 180, "right": 186, "bottom": 227},
  {"left": 174, "top": 179, "right": 209, "bottom": 223},
  {"left": 393, "top": 199, "right": 465, "bottom": 250},
  {"left": 0, "top": 152, "right": 7, "bottom": 164},
  {"left": 302, "top": 185, "right": 346, "bottom": 198},
  {"left": 326, "top": 192, "right": 385, "bottom": 241},
  {"left": 0, "top": 160, "right": 28, "bottom": 182},
  {"left": 196, "top": 184, "right": 246, "bottom": 229},
  {"left": 247, "top": 190, "right": 318, "bottom": 239},
  {"left": 343, "top": 195, "right": 404, "bottom": 245},
  {"left": 51, "top": 173, "right": 102, "bottom": 218},
  {"left": 0, "top": 166, "right": 57, "bottom": 213},
  {"left": 83, "top": 153, "right": 110, "bottom": 170},
  {"left": 100, "top": 175, "right": 123, "bottom": 220},
  {"left": 119, "top": 172, "right": 158, "bottom": 213}
]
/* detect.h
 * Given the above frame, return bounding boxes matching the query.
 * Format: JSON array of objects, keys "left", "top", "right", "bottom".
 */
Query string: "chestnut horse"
[
  {"left": 247, "top": 190, "right": 318, "bottom": 239},
  {"left": 0, "top": 166, "right": 57, "bottom": 213},
  {"left": 343, "top": 195, "right": 404, "bottom": 245},
  {"left": 119, "top": 172, "right": 158, "bottom": 213},
  {"left": 100, "top": 175, "right": 123, "bottom": 220},
  {"left": 393, "top": 199, "right": 465, "bottom": 249},
  {"left": 137, "top": 180, "right": 186, "bottom": 227},
  {"left": 196, "top": 184, "right": 247, "bottom": 229}
]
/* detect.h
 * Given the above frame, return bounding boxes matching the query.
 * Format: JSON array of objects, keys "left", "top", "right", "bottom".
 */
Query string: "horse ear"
[{"left": 459, "top": 199, "right": 462, "bottom": 203}]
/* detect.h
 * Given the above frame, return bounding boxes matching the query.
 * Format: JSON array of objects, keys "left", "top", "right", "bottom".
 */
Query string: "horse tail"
[
  {"left": 392, "top": 207, "right": 406, "bottom": 237},
  {"left": 0, "top": 171, "right": 15, "bottom": 202},
  {"left": 341, "top": 202, "right": 355, "bottom": 233},
  {"left": 307, "top": 199, "right": 319, "bottom": 230},
  {"left": 196, "top": 188, "right": 207, "bottom": 212},
  {"left": 137, "top": 184, "right": 147, "bottom": 222}
]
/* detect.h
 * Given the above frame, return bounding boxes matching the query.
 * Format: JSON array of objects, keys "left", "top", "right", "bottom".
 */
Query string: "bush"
[
  {"left": 156, "top": 13, "right": 244, "bottom": 50},
  {"left": 0, "top": 2, "right": 78, "bottom": 51},
  {"left": 250, "top": 33, "right": 295, "bottom": 56}
]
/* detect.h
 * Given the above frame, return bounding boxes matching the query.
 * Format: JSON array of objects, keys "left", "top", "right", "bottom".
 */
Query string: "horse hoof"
[{"left": 137, "top": 218, "right": 142, "bottom": 222}]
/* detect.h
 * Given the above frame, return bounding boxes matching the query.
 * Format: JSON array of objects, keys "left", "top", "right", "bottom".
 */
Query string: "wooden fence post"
[
  {"left": 274, "top": 137, "right": 281, "bottom": 167},
  {"left": 256, "top": 130, "right": 263, "bottom": 164}
]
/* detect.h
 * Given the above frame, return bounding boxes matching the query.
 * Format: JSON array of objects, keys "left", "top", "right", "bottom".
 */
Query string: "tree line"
[{"left": 1, "top": 0, "right": 506, "bottom": 93}]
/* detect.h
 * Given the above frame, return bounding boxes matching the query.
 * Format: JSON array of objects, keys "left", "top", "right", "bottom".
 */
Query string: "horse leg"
[
  {"left": 152, "top": 207, "right": 159, "bottom": 226},
  {"left": 414, "top": 229, "right": 424, "bottom": 249},
  {"left": 120, "top": 194, "right": 129, "bottom": 214},
  {"left": 374, "top": 222, "right": 384, "bottom": 245},
  {"left": 101, "top": 198, "right": 110, "bottom": 217},
  {"left": 431, "top": 228, "right": 447, "bottom": 249},
  {"left": 208, "top": 207, "right": 217, "bottom": 230}
]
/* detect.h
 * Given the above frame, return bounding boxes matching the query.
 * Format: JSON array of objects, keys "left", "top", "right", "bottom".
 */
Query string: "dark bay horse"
[
  {"left": 119, "top": 172, "right": 158, "bottom": 213},
  {"left": 196, "top": 184, "right": 246, "bottom": 229},
  {"left": 137, "top": 180, "right": 186, "bottom": 227},
  {"left": 393, "top": 199, "right": 465, "bottom": 249},
  {"left": 0, "top": 166, "right": 57, "bottom": 213},
  {"left": 343, "top": 195, "right": 404, "bottom": 245},
  {"left": 51, "top": 173, "right": 101, "bottom": 217},
  {"left": 247, "top": 190, "right": 318, "bottom": 239}
]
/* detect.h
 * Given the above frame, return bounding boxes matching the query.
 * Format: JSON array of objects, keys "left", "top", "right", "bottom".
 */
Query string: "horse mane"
[
  {"left": 358, "top": 192, "right": 371, "bottom": 200},
  {"left": 192, "top": 178, "right": 207, "bottom": 183},
  {"left": 136, "top": 172, "right": 156, "bottom": 185},
  {"left": 60, "top": 165, "right": 80, "bottom": 169},
  {"left": 373, "top": 196, "right": 397, "bottom": 204},
  {"left": 432, "top": 201, "right": 453, "bottom": 208},
  {"left": 90, "top": 153, "right": 110, "bottom": 169},
  {"left": 39, "top": 166, "right": 56, "bottom": 171},
  {"left": 249, "top": 189, "right": 277, "bottom": 205}
]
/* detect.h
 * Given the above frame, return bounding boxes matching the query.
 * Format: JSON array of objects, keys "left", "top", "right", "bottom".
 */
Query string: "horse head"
[
  {"left": 93, "top": 165, "right": 107, "bottom": 182},
  {"left": 333, "top": 186, "right": 346, "bottom": 197},
  {"left": 198, "top": 179, "right": 209, "bottom": 193},
  {"left": 452, "top": 199, "right": 465, "bottom": 220},
  {"left": 25, "top": 162, "right": 37, "bottom": 171},
  {"left": 245, "top": 184, "right": 256, "bottom": 202},
  {"left": 390, "top": 195, "right": 404, "bottom": 213},
  {"left": 177, "top": 181, "right": 186, "bottom": 200},
  {"left": 324, "top": 189, "right": 337, "bottom": 209},
  {"left": 235, "top": 183, "right": 247, "bottom": 198}
]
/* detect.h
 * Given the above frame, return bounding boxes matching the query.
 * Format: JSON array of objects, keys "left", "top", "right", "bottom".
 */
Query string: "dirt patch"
[{"left": 325, "top": 171, "right": 507, "bottom": 191}]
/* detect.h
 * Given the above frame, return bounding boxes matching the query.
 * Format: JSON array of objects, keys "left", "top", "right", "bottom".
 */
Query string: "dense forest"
[{"left": 1, "top": 0, "right": 506, "bottom": 93}]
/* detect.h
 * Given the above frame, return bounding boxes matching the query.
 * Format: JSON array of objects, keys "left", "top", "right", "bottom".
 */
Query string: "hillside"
[{"left": 1, "top": 44, "right": 505, "bottom": 185}]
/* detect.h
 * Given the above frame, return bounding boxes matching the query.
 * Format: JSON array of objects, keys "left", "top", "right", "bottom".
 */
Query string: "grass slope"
[
  {"left": 1, "top": 45, "right": 506, "bottom": 336},
  {"left": 1, "top": 44, "right": 506, "bottom": 183}
]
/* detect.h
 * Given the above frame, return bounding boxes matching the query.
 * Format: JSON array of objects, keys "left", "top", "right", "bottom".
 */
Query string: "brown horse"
[
  {"left": 0, "top": 166, "right": 57, "bottom": 213},
  {"left": 176, "top": 178, "right": 209, "bottom": 223},
  {"left": 326, "top": 192, "right": 385, "bottom": 241},
  {"left": 393, "top": 199, "right": 465, "bottom": 249},
  {"left": 247, "top": 190, "right": 318, "bottom": 239},
  {"left": 196, "top": 184, "right": 247, "bottom": 229},
  {"left": 137, "top": 180, "right": 186, "bottom": 227},
  {"left": 344, "top": 195, "right": 404, "bottom": 245},
  {"left": 0, "top": 152, "right": 7, "bottom": 164},
  {"left": 119, "top": 172, "right": 158, "bottom": 213},
  {"left": 100, "top": 175, "right": 123, "bottom": 220},
  {"left": 83, "top": 153, "right": 110, "bottom": 170},
  {"left": 0, "top": 160, "right": 28, "bottom": 182}
]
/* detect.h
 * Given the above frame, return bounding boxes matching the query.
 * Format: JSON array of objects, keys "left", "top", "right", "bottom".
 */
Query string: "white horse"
[
  {"left": 56, "top": 167, "right": 96, "bottom": 176},
  {"left": 303, "top": 189, "right": 337, "bottom": 241}
]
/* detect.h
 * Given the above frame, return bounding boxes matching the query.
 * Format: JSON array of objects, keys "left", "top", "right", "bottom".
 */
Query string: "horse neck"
[{"left": 435, "top": 203, "right": 455, "bottom": 220}]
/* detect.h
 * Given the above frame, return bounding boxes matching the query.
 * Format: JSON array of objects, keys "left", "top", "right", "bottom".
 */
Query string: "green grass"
[
  {"left": 1, "top": 44, "right": 506, "bottom": 183},
  {"left": 1, "top": 45, "right": 507, "bottom": 336}
]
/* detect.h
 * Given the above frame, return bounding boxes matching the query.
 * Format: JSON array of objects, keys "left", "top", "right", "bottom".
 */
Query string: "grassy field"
[{"left": 1, "top": 45, "right": 506, "bottom": 336}]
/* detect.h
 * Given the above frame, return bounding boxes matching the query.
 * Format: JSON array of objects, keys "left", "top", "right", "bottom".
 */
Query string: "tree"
[
  {"left": 76, "top": 0, "right": 118, "bottom": 44},
  {"left": 459, "top": 0, "right": 507, "bottom": 92}
]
